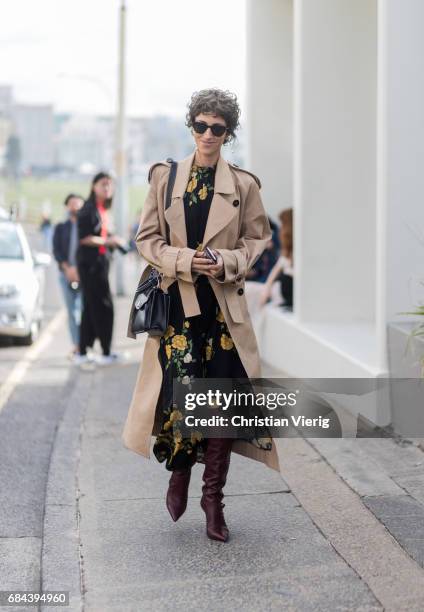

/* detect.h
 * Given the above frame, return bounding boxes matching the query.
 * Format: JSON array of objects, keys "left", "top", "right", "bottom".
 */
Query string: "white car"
[{"left": 0, "top": 219, "right": 51, "bottom": 345}]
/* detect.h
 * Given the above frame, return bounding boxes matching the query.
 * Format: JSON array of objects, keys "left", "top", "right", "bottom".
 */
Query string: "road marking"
[{"left": 0, "top": 309, "right": 66, "bottom": 415}]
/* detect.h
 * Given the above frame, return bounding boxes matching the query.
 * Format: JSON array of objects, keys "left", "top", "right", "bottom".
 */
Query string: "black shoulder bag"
[{"left": 130, "top": 159, "right": 178, "bottom": 336}]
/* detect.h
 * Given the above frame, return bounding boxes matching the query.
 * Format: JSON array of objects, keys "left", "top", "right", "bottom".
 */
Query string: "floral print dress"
[{"left": 152, "top": 163, "right": 272, "bottom": 471}]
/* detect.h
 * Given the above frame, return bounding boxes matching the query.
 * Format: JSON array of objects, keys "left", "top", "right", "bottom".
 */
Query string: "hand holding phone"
[
  {"left": 203, "top": 247, "right": 224, "bottom": 279},
  {"left": 204, "top": 247, "right": 218, "bottom": 263}
]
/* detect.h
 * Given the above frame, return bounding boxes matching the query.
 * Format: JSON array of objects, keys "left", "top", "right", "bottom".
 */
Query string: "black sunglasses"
[{"left": 193, "top": 121, "right": 228, "bottom": 138}]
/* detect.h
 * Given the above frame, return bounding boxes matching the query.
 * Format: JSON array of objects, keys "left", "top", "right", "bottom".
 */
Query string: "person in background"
[
  {"left": 246, "top": 216, "right": 280, "bottom": 283},
  {"left": 259, "top": 207, "right": 294, "bottom": 309},
  {"left": 128, "top": 209, "right": 142, "bottom": 253},
  {"left": 52, "top": 194, "right": 84, "bottom": 359},
  {"left": 76, "top": 172, "right": 127, "bottom": 366},
  {"left": 243, "top": 216, "right": 281, "bottom": 322},
  {"left": 40, "top": 212, "right": 53, "bottom": 252}
]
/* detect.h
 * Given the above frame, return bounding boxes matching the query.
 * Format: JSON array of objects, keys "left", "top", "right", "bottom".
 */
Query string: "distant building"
[
  {"left": 0, "top": 118, "right": 12, "bottom": 171},
  {"left": 12, "top": 104, "right": 54, "bottom": 173},
  {"left": 0, "top": 83, "right": 246, "bottom": 178},
  {"left": 54, "top": 114, "right": 114, "bottom": 174},
  {"left": 51, "top": 113, "right": 244, "bottom": 182},
  {"left": 0, "top": 85, "right": 14, "bottom": 119},
  {"left": 0, "top": 86, "right": 14, "bottom": 171},
  {"left": 137, "top": 115, "right": 193, "bottom": 165}
]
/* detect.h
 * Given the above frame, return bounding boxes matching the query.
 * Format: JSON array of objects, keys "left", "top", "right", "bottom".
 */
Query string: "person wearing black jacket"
[
  {"left": 76, "top": 172, "right": 127, "bottom": 366},
  {"left": 52, "top": 193, "right": 83, "bottom": 357}
]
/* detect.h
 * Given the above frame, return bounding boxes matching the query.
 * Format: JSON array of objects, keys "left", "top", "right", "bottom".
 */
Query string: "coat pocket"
[{"left": 224, "top": 284, "right": 244, "bottom": 323}]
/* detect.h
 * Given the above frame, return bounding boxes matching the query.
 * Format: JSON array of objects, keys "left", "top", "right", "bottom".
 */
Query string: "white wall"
[
  {"left": 294, "top": 0, "right": 377, "bottom": 325},
  {"left": 246, "top": 0, "right": 293, "bottom": 219},
  {"left": 247, "top": 0, "right": 424, "bottom": 395},
  {"left": 378, "top": 0, "right": 424, "bottom": 328}
]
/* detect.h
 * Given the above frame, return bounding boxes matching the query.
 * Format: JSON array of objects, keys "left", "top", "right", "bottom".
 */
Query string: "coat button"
[
  {"left": 237, "top": 288, "right": 244, "bottom": 295},
  {"left": 233, "top": 199, "right": 240, "bottom": 207}
]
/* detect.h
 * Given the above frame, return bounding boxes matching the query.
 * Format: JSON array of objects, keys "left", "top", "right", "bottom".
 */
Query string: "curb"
[{"left": 40, "top": 368, "right": 95, "bottom": 612}]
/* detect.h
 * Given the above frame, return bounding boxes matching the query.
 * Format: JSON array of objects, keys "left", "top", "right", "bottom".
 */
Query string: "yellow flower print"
[
  {"left": 187, "top": 176, "right": 198, "bottom": 193},
  {"left": 172, "top": 335, "right": 187, "bottom": 351},
  {"left": 164, "top": 325, "right": 175, "bottom": 340},
  {"left": 205, "top": 345, "right": 212, "bottom": 361},
  {"left": 216, "top": 309, "right": 225, "bottom": 323},
  {"left": 257, "top": 436, "right": 272, "bottom": 448},
  {"left": 172, "top": 430, "right": 183, "bottom": 456},
  {"left": 198, "top": 184, "right": 208, "bottom": 200},
  {"left": 173, "top": 442, "right": 183, "bottom": 456},
  {"left": 184, "top": 321, "right": 190, "bottom": 328},
  {"left": 165, "top": 344, "right": 171, "bottom": 360},
  {"left": 170, "top": 410, "right": 183, "bottom": 423},
  {"left": 220, "top": 334, "right": 234, "bottom": 350},
  {"left": 191, "top": 431, "right": 203, "bottom": 444}
]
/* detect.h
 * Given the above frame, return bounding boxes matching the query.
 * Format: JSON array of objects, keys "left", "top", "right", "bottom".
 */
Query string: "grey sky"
[{"left": 1, "top": 0, "right": 246, "bottom": 117}]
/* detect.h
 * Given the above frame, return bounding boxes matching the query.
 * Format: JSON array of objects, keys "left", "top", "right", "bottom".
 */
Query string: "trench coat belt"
[{"left": 165, "top": 278, "right": 201, "bottom": 318}]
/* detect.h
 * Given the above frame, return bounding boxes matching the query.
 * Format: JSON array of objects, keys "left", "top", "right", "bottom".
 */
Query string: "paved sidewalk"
[
  {"left": 41, "top": 333, "right": 379, "bottom": 611},
  {"left": 40, "top": 291, "right": 424, "bottom": 611},
  {"left": 2, "top": 269, "right": 424, "bottom": 611}
]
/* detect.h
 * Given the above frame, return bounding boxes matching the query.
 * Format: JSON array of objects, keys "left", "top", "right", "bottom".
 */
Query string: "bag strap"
[{"left": 164, "top": 158, "right": 178, "bottom": 244}]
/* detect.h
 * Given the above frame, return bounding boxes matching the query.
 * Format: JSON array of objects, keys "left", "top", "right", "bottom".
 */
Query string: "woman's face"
[
  {"left": 192, "top": 113, "right": 227, "bottom": 158},
  {"left": 93, "top": 177, "right": 114, "bottom": 201}
]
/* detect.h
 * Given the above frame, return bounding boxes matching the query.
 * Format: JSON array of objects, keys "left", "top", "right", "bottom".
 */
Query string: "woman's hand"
[
  {"left": 204, "top": 250, "right": 224, "bottom": 279},
  {"left": 191, "top": 250, "right": 224, "bottom": 279},
  {"left": 259, "top": 284, "right": 272, "bottom": 307},
  {"left": 191, "top": 250, "right": 214, "bottom": 275},
  {"left": 105, "top": 235, "right": 126, "bottom": 249},
  {"left": 64, "top": 265, "right": 79, "bottom": 284}
]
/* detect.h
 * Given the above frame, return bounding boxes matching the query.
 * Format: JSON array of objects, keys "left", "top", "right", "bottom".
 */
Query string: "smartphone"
[
  {"left": 204, "top": 246, "right": 218, "bottom": 264},
  {"left": 116, "top": 244, "right": 130, "bottom": 255}
]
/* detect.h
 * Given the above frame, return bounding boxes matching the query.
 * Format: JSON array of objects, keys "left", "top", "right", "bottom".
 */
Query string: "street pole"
[{"left": 115, "top": 0, "right": 128, "bottom": 295}]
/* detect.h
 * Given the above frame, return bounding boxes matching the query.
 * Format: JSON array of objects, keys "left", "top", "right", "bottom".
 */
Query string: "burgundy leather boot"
[
  {"left": 166, "top": 468, "right": 191, "bottom": 522},
  {"left": 200, "top": 438, "right": 233, "bottom": 542}
]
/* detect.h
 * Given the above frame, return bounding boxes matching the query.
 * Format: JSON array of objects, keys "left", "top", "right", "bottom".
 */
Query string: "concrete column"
[
  {"left": 294, "top": 0, "right": 377, "bottom": 325},
  {"left": 377, "top": 0, "right": 424, "bottom": 369},
  {"left": 246, "top": 0, "right": 293, "bottom": 219}
]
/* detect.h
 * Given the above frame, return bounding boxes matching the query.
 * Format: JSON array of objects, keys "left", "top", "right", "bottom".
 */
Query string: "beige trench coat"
[{"left": 122, "top": 151, "right": 281, "bottom": 472}]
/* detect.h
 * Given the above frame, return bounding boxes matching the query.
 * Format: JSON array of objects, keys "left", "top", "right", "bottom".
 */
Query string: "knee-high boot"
[
  {"left": 200, "top": 437, "right": 233, "bottom": 542},
  {"left": 166, "top": 468, "right": 191, "bottom": 522}
]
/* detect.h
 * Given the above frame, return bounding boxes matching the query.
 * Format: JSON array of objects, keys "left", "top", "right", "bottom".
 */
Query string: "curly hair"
[{"left": 185, "top": 88, "right": 241, "bottom": 144}]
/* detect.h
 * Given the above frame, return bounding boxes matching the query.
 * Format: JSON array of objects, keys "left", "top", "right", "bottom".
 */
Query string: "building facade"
[
  {"left": 12, "top": 103, "right": 54, "bottom": 173},
  {"left": 247, "top": 0, "right": 424, "bottom": 425}
]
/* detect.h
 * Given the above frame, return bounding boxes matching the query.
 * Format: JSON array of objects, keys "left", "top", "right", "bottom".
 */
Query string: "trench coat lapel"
[
  {"left": 164, "top": 151, "right": 237, "bottom": 248},
  {"left": 202, "top": 155, "right": 237, "bottom": 248},
  {"left": 163, "top": 153, "right": 193, "bottom": 247}
]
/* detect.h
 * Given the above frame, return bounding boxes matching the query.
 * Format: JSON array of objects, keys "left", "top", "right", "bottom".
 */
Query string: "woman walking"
[
  {"left": 76, "top": 172, "right": 126, "bottom": 366},
  {"left": 123, "top": 89, "right": 281, "bottom": 542}
]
